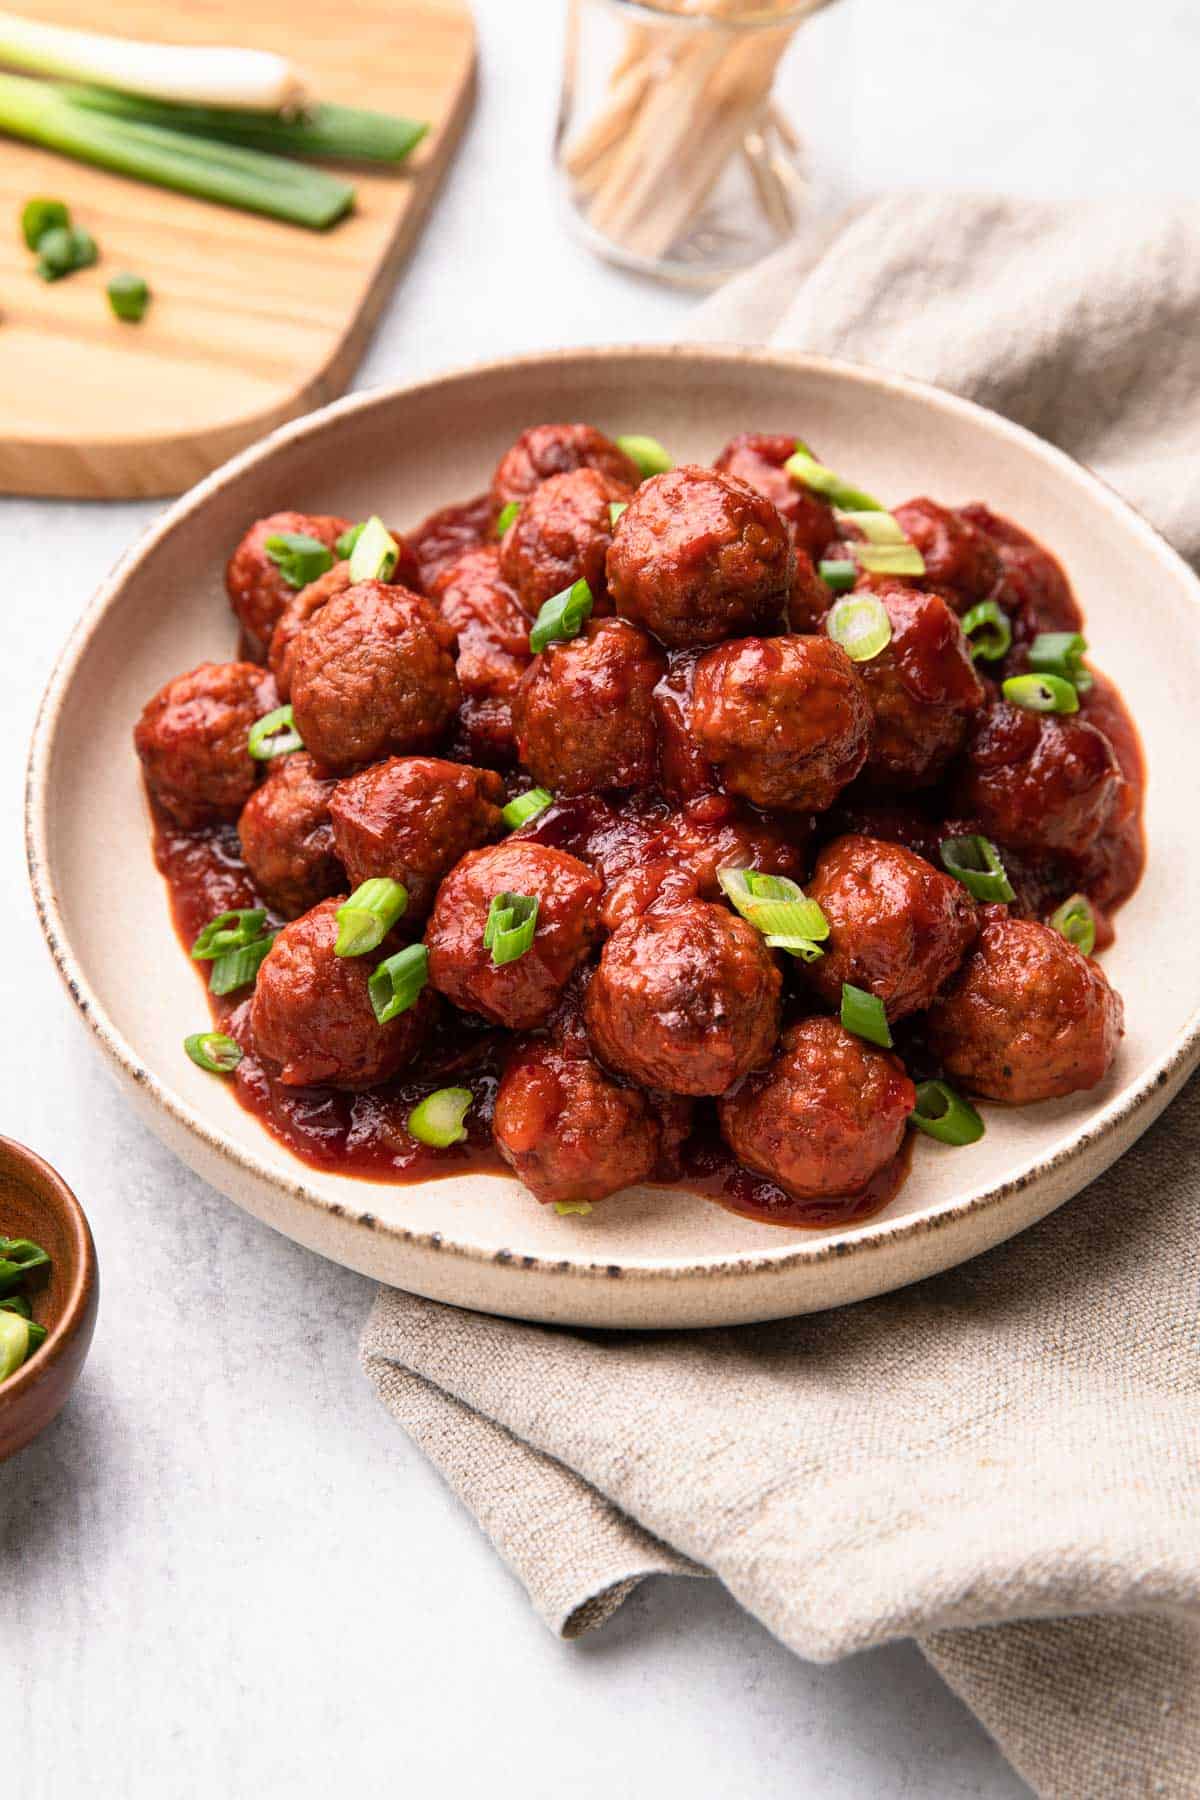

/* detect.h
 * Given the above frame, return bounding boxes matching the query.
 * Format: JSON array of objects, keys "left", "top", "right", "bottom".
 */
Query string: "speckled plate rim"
[{"left": 25, "top": 344, "right": 1200, "bottom": 1302}]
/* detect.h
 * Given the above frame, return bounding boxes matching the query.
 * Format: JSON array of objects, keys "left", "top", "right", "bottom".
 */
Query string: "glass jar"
[{"left": 556, "top": 0, "right": 832, "bottom": 288}]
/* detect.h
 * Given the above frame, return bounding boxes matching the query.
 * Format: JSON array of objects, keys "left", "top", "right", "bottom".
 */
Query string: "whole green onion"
[{"left": 67, "top": 87, "right": 428, "bottom": 165}]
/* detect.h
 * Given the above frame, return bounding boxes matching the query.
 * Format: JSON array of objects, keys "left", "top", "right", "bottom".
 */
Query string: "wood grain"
[{"left": 0, "top": 0, "right": 475, "bottom": 498}]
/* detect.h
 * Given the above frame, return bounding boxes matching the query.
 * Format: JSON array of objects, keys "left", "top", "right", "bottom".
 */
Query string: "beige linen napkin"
[{"left": 363, "top": 196, "right": 1200, "bottom": 1799}]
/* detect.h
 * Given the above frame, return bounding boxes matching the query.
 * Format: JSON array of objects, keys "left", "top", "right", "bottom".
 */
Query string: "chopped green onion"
[
  {"left": 0, "top": 1293, "right": 31, "bottom": 1318},
  {"left": 818, "top": 559, "right": 857, "bottom": 592},
  {"left": 68, "top": 89, "right": 428, "bottom": 165},
  {"left": 35, "top": 220, "right": 96, "bottom": 280},
  {"left": 191, "top": 908, "right": 267, "bottom": 960},
  {"left": 835, "top": 509, "right": 906, "bottom": 546},
  {"left": 939, "top": 836, "right": 1015, "bottom": 904},
  {"left": 554, "top": 1200, "right": 593, "bottom": 1216},
  {"left": 502, "top": 787, "right": 554, "bottom": 830},
  {"left": 826, "top": 594, "right": 892, "bottom": 662},
  {"left": 717, "top": 868, "right": 829, "bottom": 959},
  {"left": 616, "top": 434, "right": 673, "bottom": 478},
  {"left": 840, "top": 981, "right": 893, "bottom": 1048},
  {"left": 1002, "top": 672, "right": 1079, "bottom": 715},
  {"left": 1029, "top": 631, "right": 1092, "bottom": 693},
  {"left": 0, "top": 1238, "right": 51, "bottom": 1298},
  {"left": 106, "top": 270, "right": 150, "bottom": 322},
  {"left": 1050, "top": 893, "right": 1096, "bottom": 956},
  {"left": 407, "top": 1087, "right": 473, "bottom": 1148},
  {"left": 762, "top": 934, "right": 826, "bottom": 963},
  {"left": 0, "top": 1311, "right": 30, "bottom": 1382},
  {"left": 208, "top": 932, "right": 275, "bottom": 996},
  {"left": 961, "top": 599, "right": 1012, "bottom": 661},
  {"left": 21, "top": 194, "right": 68, "bottom": 247},
  {"left": 494, "top": 501, "right": 520, "bottom": 537},
  {"left": 335, "top": 521, "right": 365, "bottom": 560},
  {"left": 184, "top": 1031, "right": 243, "bottom": 1074},
  {"left": 855, "top": 543, "right": 926, "bottom": 577},
  {"left": 264, "top": 531, "right": 333, "bottom": 590},
  {"left": 609, "top": 501, "right": 628, "bottom": 526},
  {"left": 335, "top": 878, "right": 409, "bottom": 957},
  {"left": 368, "top": 943, "right": 428, "bottom": 1024},
  {"left": 833, "top": 506, "right": 926, "bottom": 577},
  {"left": 910, "top": 1079, "right": 985, "bottom": 1146},
  {"left": 247, "top": 704, "right": 303, "bottom": 761},
  {"left": 784, "top": 449, "right": 882, "bottom": 513},
  {"left": 348, "top": 514, "right": 399, "bottom": 584},
  {"left": 529, "top": 578, "right": 593, "bottom": 654},
  {"left": 483, "top": 891, "right": 539, "bottom": 966}
]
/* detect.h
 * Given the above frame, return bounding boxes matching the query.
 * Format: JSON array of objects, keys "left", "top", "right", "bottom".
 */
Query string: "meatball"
[
  {"left": 601, "top": 793, "right": 807, "bottom": 930},
  {"left": 289, "top": 582, "right": 459, "bottom": 774},
  {"left": 251, "top": 898, "right": 432, "bottom": 1088},
  {"left": 491, "top": 424, "right": 640, "bottom": 508},
  {"left": 134, "top": 661, "right": 276, "bottom": 828},
  {"left": 329, "top": 757, "right": 504, "bottom": 923},
  {"left": 713, "top": 432, "right": 837, "bottom": 560},
  {"left": 585, "top": 900, "right": 781, "bottom": 1096},
  {"left": 954, "top": 701, "right": 1121, "bottom": 857},
  {"left": 494, "top": 1036, "right": 675, "bottom": 1206},
  {"left": 499, "top": 468, "right": 631, "bottom": 614},
  {"left": 959, "top": 504, "right": 1083, "bottom": 633},
  {"left": 789, "top": 548, "right": 834, "bottom": 634},
  {"left": 512, "top": 617, "right": 665, "bottom": 795},
  {"left": 690, "top": 635, "right": 871, "bottom": 812},
  {"left": 803, "top": 835, "right": 978, "bottom": 1020},
  {"left": 431, "top": 545, "right": 532, "bottom": 764},
  {"left": 653, "top": 648, "right": 717, "bottom": 803},
  {"left": 269, "top": 560, "right": 352, "bottom": 700},
  {"left": 891, "top": 498, "right": 1004, "bottom": 609},
  {"left": 225, "top": 512, "right": 351, "bottom": 660},
  {"left": 425, "top": 842, "right": 601, "bottom": 1029},
  {"left": 407, "top": 493, "right": 494, "bottom": 590},
  {"left": 845, "top": 581, "right": 985, "bottom": 788},
  {"left": 238, "top": 752, "right": 342, "bottom": 918},
  {"left": 927, "top": 916, "right": 1123, "bottom": 1103},
  {"left": 606, "top": 466, "right": 793, "bottom": 647},
  {"left": 719, "top": 1017, "right": 915, "bottom": 1201}
]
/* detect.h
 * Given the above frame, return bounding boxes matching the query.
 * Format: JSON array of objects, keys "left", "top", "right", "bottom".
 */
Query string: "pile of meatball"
[{"left": 134, "top": 421, "right": 1133, "bottom": 1214}]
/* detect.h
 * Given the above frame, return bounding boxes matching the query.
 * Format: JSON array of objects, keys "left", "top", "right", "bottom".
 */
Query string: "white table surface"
[{"left": 6, "top": 2, "right": 1198, "bottom": 1793}]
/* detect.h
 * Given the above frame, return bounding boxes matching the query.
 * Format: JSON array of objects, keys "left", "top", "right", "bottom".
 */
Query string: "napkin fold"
[{"left": 363, "top": 195, "right": 1200, "bottom": 1799}]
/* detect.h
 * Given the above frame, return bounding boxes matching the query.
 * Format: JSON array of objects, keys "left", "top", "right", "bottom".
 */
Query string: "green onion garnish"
[
  {"left": 529, "top": 578, "right": 593, "bottom": 654},
  {"left": 335, "top": 521, "right": 365, "bottom": 559},
  {"left": 609, "top": 501, "right": 628, "bottom": 526},
  {"left": 818, "top": 559, "right": 857, "bottom": 592},
  {"left": 495, "top": 501, "right": 520, "bottom": 537},
  {"left": 554, "top": 1200, "right": 593, "bottom": 1216},
  {"left": 368, "top": 943, "right": 429, "bottom": 1024},
  {"left": 208, "top": 932, "right": 275, "bottom": 997},
  {"left": 21, "top": 194, "right": 68, "bottom": 247},
  {"left": 407, "top": 1087, "right": 473, "bottom": 1148},
  {"left": 0, "top": 1293, "right": 31, "bottom": 1318},
  {"left": 35, "top": 220, "right": 96, "bottom": 281},
  {"left": 0, "top": 1292, "right": 46, "bottom": 1360},
  {"left": 483, "top": 891, "right": 539, "bottom": 966},
  {"left": 833, "top": 508, "right": 926, "bottom": 578},
  {"left": 1002, "top": 673, "right": 1079, "bottom": 715},
  {"left": 717, "top": 868, "right": 829, "bottom": 960},
  {"left": 247, "top": 704, "right": 303, "bottom": 761},
  {"left": 191, "top": 908, "right": 268, "bottom": 960},
  {"left": 0, "top": 1238, "right": 51, "bottom": 1298},
  {"left": 616, "top": 434, "right": 673, "bottom": 478},
  {"left": 910, "top": 1080, "right": 984, "bottom": 1145},
  {"left": 1049, "top": 893, "right": 1096, "bottom": 956},
  {"left": 335, "top": 878, "right": 409, "bottom": 958},
  {"left": 184, "top": 1031, "right": 243, "bottom": 1074},
  {"left": 348, "top": 514, "right": 399, "bottom": 584},
  {"left": 961, "top": 599, "right": 1012, "bottom": 661},
  {"left": 106, "top": 270, "right": 150, "bottom": 322},
  {"left": 66, "top": 89, "right": 428, "bottom": 166},
  {"left": 502, "top": 787, "right": 554, "bottom": 830},
  {"left": 784, "top": 450, "right": 882, "bottom": 513},
  {"left": 826, "top": 593, "right": 892, "bottom": 662},
  {"left": 1029, "top": 631, "right": 1092, "bottom": 693},
  {"left": 0, "top": 1311, "right": 30, "bottom": 1382},
  {"left": 264, "top": 532, "right": 333, "bottom": 590},
  {"left": 840, "top": 981, "right": 893, "bottom": 1048},
  {"left": 939, "top": 835, "right": 1015, "bottom": 904}
]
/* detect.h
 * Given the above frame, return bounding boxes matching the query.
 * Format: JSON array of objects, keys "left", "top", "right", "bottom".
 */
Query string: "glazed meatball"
[
  {"left": 803, "top": 835, "right": 978, "bottom": 1020},
  {"left": 251, "top": 898, "right": 432, "bottom": 1088},
  {"left": 789, "top": 547, "right": 834, "bottom": 634},
  {"left": 431, "top": 545, "right": 532, "bottom": 764},
  {"left": 225, "top": 512, "right": 351, "bottom": 660},
  {"left": 653, "top": 648, "right": 717, "bottom": 803},
  {"left": 690, "top": 635, "right": 871, "bottom": 812},
  {"left": 499, "top": 468, "right": 631, "bottom": 614},
  {"left": 134, "top": 661, "right": 276, "bottom": 828},
  {"left": 959, "top": 504, "right": 1083, "bottom": 633},
  {"left": 719, "top": 1017, "right": 915, "bottom": 1201},
  {"left": 585, "top": 900, "right": 781, "bottom": 1096},
  {"left": 238, "top": 752, "right": 342, "bottom": 918},
  {"left": 955, "top": 701, "right": 1121, "bottom": 857},
  {"left": 329, "top": 757, "right": 504, "bottom": 923},
  {"left": 289, "top": 582, "right": 459, "bottom": 773},
  {"left": 426, "top": 842, "right": 601, "bottom": 1029},
  {"left": 713, "top": 432, "right": 837, "bottom": 560},
  {"left": 891, "top": 498, "right": 1004, "bottom": 609},
  {"left": 606, "top": 466, "right": 793, "bottom": 647},
  {"left": 269, "top": 560, "right": 352, "bottom": 700},
  {"left": 845, "top": 581, "right": 985, "bottom": 788},
  {"left": 491, "top": 424, "right": 641, "bottom": 508},
  {"left": 927, "top": 916, "right": 1123, "bottom": 1103},
  {"left": 512, "top": 618, "right": 665, "bottom": 795},
  {"left": 601, "top": 793, "right": 807, "bottom": 930}
]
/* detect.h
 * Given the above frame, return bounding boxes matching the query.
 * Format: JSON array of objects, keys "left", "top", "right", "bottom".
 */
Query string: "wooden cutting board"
[{"left": 0, "top": 0, "right": 474, "bottom": 498}]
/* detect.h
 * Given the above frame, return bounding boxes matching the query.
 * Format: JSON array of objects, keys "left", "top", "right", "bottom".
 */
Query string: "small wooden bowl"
[{"left": 0, "top": 1136, "right": 98, "bottom": 1462}]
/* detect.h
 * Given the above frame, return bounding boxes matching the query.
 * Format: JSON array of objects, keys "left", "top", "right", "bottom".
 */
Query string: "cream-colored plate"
[{"left": 26, "top": 348, "right": 1200, "bottom": 1328}]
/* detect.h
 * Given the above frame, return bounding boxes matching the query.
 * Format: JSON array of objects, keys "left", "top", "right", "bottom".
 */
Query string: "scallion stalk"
[{"left": 68, "top": 86, "right": 428, "bottom": 165}]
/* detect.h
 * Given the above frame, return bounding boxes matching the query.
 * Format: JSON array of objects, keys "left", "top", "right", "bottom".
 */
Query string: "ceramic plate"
[{"left": 26, "top": 347, "right": 1200, "bottom": 1327}]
